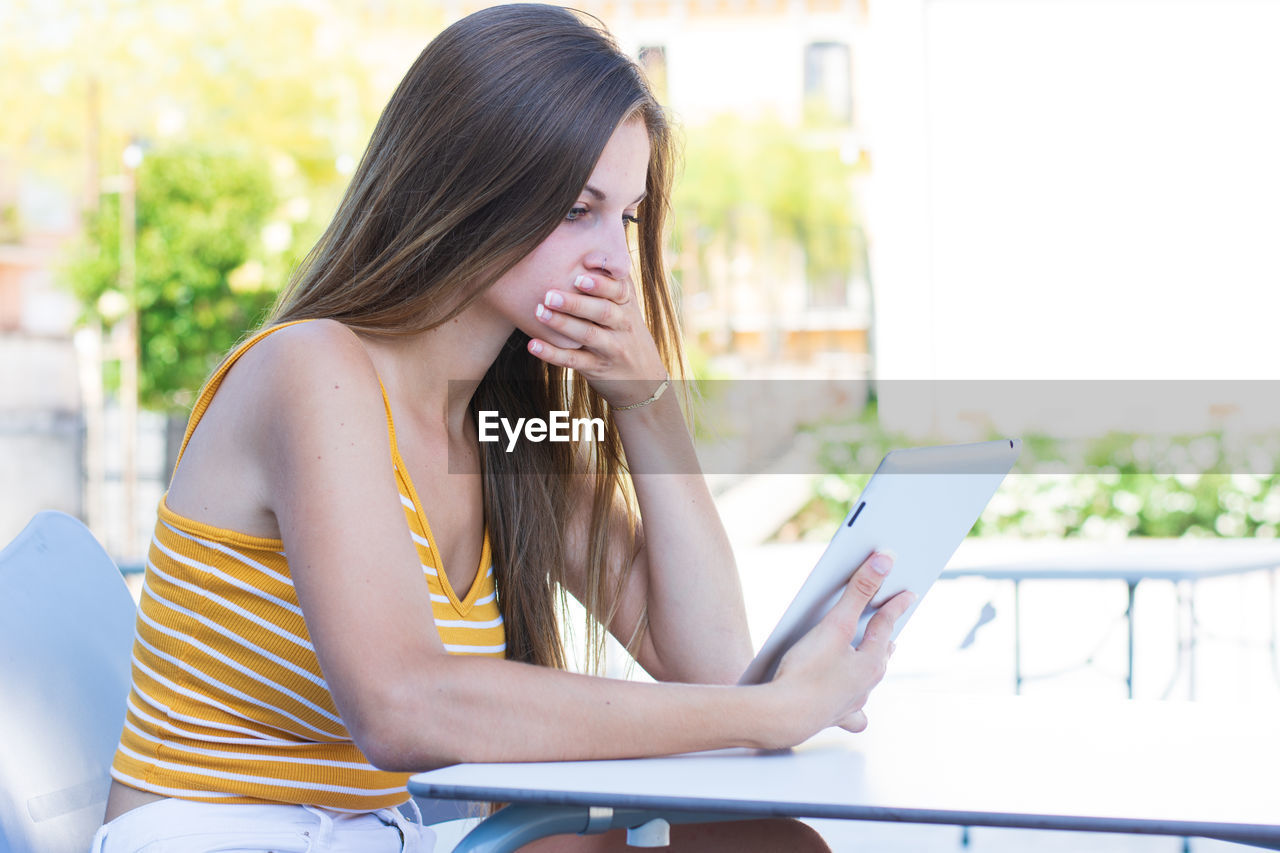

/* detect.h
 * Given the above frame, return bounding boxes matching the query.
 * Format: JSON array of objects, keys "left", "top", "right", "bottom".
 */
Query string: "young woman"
[{"left": 94, "top": 4, "right": 913, "bottom": 851}]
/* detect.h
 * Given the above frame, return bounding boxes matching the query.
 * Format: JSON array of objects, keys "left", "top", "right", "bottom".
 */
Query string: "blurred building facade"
[{"left": 609, "top": 0, "right": 872, "bottom": 379}]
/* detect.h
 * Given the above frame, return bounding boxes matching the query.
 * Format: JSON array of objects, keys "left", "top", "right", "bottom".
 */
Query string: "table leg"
[
  {"left": 1126, "top": 581, "right": 1137, "bottom": 700},
  {"left": 1157, "top": 579, "right": 1203, "bottom": 701},
  {"left": 1162, "top": 581, "right": 1190, "bottom": 701},
  {"left": 449, "top": 804, "right": 750, "bottom": 853},
  {"left": 1188, "top": 580, "right": 1198, "bottom": 701},
  {"left": 448, "top": 804, "right": 599, "bottom": 852},
  {"left": 1272, "top": 568, "right": 1280, "bottom": 688},
  {"left": 1013, "top": 579, "right": 1022, "bottom": 696}
]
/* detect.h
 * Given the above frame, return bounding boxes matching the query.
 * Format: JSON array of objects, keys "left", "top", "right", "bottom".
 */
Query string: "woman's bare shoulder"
[
  {"left": 207, "top": 321, "right": 372, "bottom": 415},
  {"left": 239, "top": 319, "right": 375, "bottom": 386},
  {"left": 166, "top": 319, "right": 387, "bottom": 534},
  {"left": 232, "top": 320, "right": 389, "bottom": 451}
]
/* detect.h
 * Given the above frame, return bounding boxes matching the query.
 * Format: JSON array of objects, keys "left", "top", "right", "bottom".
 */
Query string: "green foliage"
[
  {"left": 967, "top": 431, "right": 1280, "bottom": 539},
  {"left": 66, "top": 148, "right": 277, "bottom": 410},
  {"left": 793, "top": 414, "right": 1280, "bottom": 541},
  {"left": 673, "top": 115, "right": 860, "bottom": 283},
  {"left": 0, "top": 202, "right": 20, "bottom": 243},
  {"left": 10, "top": 1, "right": 432, "bottom": 412},
  {"left": 2, "top": 1, "right": 392, "bottom": 191},
  {"left": 968, "top": 471, "right": 1280, "bottom": 540}
]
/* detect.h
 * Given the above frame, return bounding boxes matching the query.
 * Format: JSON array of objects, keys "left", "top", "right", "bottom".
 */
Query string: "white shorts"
[{"left": 90, "top": 797, "right": 438, "bottom": 853}]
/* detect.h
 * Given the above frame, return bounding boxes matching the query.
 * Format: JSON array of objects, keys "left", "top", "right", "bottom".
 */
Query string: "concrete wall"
[{"left": 0, "top": 333, "right": 83, "bottom": 545}]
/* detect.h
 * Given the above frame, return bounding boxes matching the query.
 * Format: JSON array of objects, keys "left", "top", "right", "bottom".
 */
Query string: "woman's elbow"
[
  {"left": 344, "top": 680, "right": 464, "bottom": 771},
  {"left": 362, "top": 737, "right": 460, "bottom": 773}
]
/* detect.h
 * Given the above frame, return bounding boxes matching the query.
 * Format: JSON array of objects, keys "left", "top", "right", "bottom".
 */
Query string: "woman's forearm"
[
  {"left": 368, "top": 654, "right": 781, "bottom": 771},
  {"left": 364, "top": 550, "right": 913, "bottom": 773},
  {"left": 611, "top": 387, "right": 754, "bottom": 684}
]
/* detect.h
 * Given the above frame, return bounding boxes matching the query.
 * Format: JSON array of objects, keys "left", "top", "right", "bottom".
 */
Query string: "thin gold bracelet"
[{"left": 611, "top": 376, "right": 671, "bottom": 411}]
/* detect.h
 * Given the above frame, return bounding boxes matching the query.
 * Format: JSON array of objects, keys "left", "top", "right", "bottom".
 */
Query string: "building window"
[
  {"left": 638, "top": 45, "right": 669, "bottom": 103},
  {"left": 806, "top": 271, "right": 849, "bottom": 309},
  {"left": 804, "top": 41, "right": 852, "bottom": 125}
]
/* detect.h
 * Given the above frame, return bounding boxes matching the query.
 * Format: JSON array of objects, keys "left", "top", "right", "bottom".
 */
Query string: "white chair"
[{"left": 0, "top": 511, "right": 136, "bottom": 853}]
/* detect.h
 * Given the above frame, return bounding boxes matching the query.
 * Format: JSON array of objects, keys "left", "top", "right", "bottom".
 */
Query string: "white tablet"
[{"left": 738, "top": 438, "right": 1021, "bottom": 685}]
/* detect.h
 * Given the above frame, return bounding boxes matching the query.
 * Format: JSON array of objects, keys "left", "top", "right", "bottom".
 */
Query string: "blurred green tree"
[
  {"left": 1, "top": 0, "right": 403, "bottom": 186},
  {"left": 4, "top": 0, "right": 445, "bottom": 408},
  {"left": 673, "top": 115, "right": 863, "bottom": 302},
  {"left": 66, "top": 148, "right": 276, "bottom": 410}
]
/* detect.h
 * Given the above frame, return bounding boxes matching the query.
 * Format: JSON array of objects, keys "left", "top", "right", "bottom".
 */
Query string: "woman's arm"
[
  {"left": 614, "top": 387, "right": 752, "bottom": 684},
  {"left": 560, "top": 389, "right": 753, "bottom": 685},
  {"left": 255, "top": 322, "right": 908, "bottom": 772}
]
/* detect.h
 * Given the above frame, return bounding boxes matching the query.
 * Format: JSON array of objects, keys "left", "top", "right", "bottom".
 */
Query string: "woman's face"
[{"left": 480, "top": 118, "right": 651, "bottom": 351}]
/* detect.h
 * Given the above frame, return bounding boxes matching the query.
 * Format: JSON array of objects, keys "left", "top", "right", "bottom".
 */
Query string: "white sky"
[{"left": 869, "top": 0, "right": 1280, "bottom": 384}]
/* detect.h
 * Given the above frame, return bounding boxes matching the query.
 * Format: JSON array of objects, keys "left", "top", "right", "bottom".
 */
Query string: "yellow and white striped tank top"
[{"left": 110, "top": 322, "right": 506, "bottom": 811}]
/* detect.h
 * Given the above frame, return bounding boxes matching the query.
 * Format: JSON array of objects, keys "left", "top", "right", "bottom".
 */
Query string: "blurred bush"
[
  {"left": 671, "top": 113, "right": 867, "bottom": 320},
  {"left": 784, "top": 408, "right": 1280, "bottom": 541},
  {"left": 65, "top": 148, "right": 277, "bottom": 410},
  {"left": 9, "top": 0, "right": 415, "bottom": 408}
]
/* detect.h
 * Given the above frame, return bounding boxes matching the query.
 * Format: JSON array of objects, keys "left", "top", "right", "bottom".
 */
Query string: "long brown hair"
[{"left": 269, "top": 4, "right": 683, "bottom": 670}]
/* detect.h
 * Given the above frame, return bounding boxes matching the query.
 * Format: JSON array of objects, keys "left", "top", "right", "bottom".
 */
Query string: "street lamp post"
[
  {"left": 96, "top": 142, "right": 144, "bottom": 561},
  {"left": 119, "top": 141, "right": 142, "bottom": 560}
]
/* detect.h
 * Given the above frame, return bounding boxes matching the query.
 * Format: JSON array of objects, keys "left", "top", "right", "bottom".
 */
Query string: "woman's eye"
[
  {"left": 565, "top": 206, "right": 589, "bottom": 221},
  {"left": 623, "top": 214, "right": 641, "bottom": 228}
]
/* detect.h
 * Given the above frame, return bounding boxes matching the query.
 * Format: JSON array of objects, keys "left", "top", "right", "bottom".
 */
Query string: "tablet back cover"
[{"left": 738, "top": 439, "right": 1020, "bottom": 685}]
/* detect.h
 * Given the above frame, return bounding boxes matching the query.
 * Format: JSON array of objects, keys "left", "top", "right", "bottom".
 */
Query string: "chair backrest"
[{"left": 0, "top": 511, "right": 136, "bottom": 853}]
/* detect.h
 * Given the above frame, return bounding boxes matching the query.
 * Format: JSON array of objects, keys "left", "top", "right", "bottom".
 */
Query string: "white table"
[
  {"left": 409, "top": 691, "right": 1280, "bottom": 852},
  {"left": 942, "top": 538, "right": 1280, "bottom": 697}
]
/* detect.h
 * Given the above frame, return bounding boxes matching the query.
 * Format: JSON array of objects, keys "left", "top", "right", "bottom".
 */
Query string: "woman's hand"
[
  {"left": 765, "top": 552, "right": 915, "bottom": 746},
  {"left": 528, "top": 274, "right": 669, "bottom": 407}
]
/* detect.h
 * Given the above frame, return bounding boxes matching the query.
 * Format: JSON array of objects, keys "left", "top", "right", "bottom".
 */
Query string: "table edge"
[{"left": 407, "top": 778, "right": 1280, "bottom": 844}]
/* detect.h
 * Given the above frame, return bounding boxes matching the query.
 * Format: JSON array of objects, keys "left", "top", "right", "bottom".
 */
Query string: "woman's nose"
[{"left": 587, "top": 227, "right": 633, "bottom": 280}]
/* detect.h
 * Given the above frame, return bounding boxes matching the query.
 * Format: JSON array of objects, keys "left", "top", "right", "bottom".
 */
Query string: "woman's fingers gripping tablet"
[
  {"left": 770, "top": 552, "right": 916, "bottom": 745},
  {"left": 824, "top": 552, "right": 895, "bottom": 641}
]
